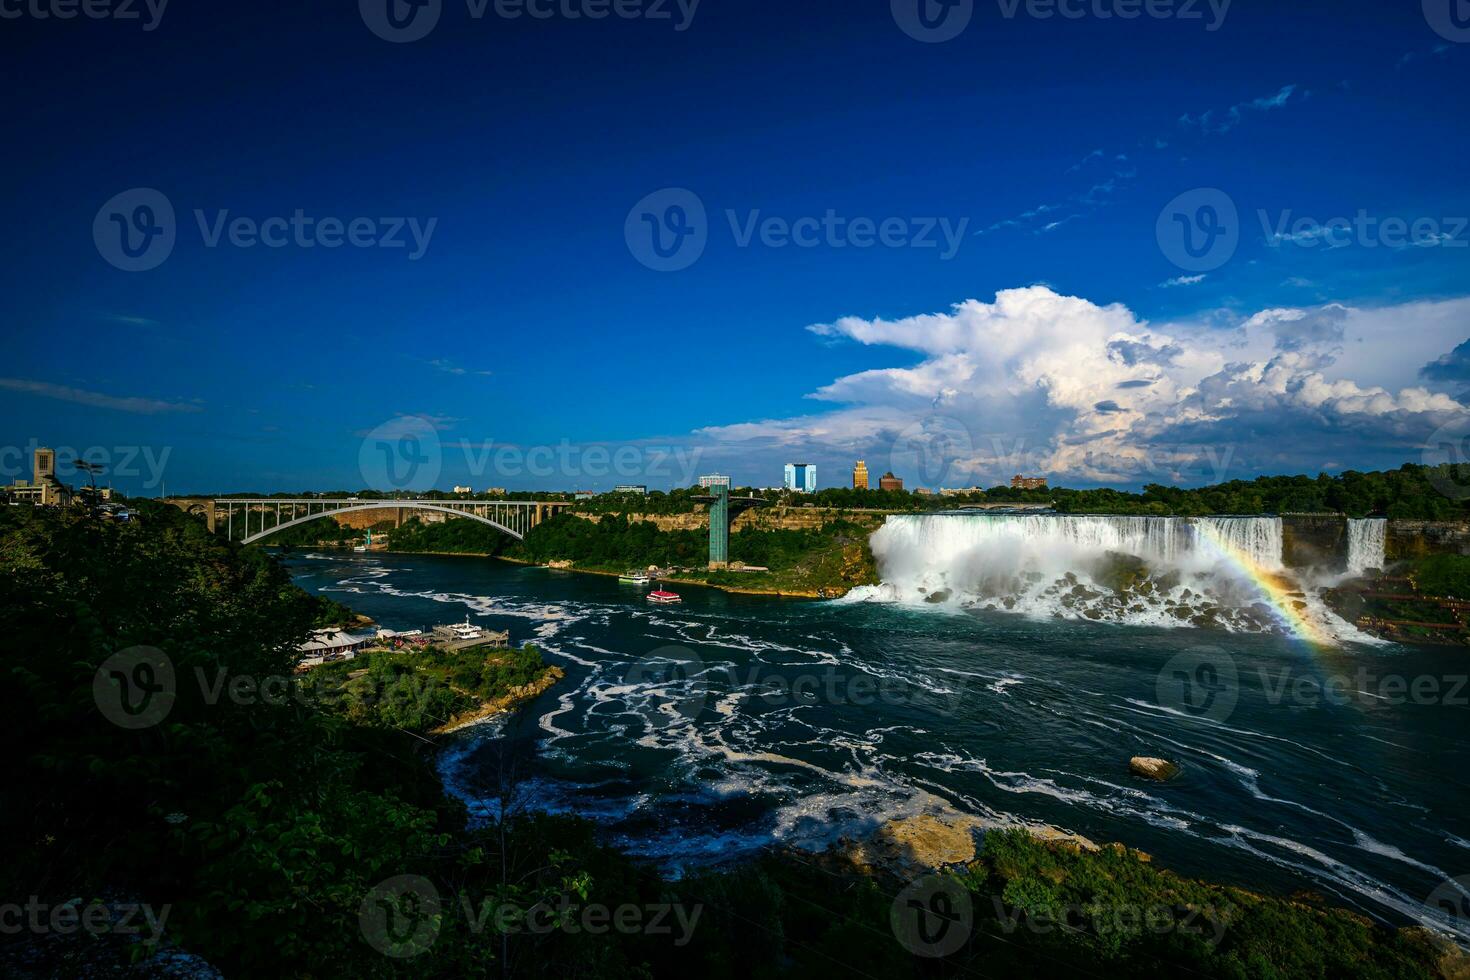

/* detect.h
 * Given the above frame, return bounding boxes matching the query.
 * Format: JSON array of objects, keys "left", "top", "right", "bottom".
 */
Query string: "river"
[{"left": 284, "top": 520, "right": 1470, "bottom": 941}]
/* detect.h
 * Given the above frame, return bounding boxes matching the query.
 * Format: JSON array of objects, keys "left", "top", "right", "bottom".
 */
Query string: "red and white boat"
[{"left": 648, "top": 589, "right": 682, "bottom": 604}]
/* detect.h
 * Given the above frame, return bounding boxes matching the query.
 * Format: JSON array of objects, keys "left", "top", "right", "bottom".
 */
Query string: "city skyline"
[{"left": 2, "top": 2, "right": 1468, "bottom": 495}]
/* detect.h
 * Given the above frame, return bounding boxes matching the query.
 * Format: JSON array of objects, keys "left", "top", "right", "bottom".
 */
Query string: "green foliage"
[
  {"left": 259, "top": 514, "right": 362, "bottom": 548},
  {"left": 302, "top": 644, "right": 551, "bottom": 733},
  {"left": 1409, "top": 553, "right": 1470, "bottom": 598},
  {"left": 965, "top": 464, "right": 1467, "bottom": 518},
  {"left": 513, "top": 513, "right": 708, "bottom": 568},
  {"left": 970, "top": 829, "right": 1440, "bottom": 978},
  {"left": 387, "top": 516, "right": 513, "bottom": 555}
]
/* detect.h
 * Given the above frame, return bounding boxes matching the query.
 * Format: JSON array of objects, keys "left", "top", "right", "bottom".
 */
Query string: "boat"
[
  {"left": 619, "top": 571, "right": 652, "bottom": 586},
  {"left": 648, "top": 589, "right": 681, "bottom": 604},
  {"left": 431, "top": 616, "right": 485, "bottom": 642}
]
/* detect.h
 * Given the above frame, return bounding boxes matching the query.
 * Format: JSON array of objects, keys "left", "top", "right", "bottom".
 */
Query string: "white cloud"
[
  {"left": 0, "top": 378, "right": 203, "bottom": 414},
  {"left": 1161, "top": 274, "right": 1207, "bottom": 288},
  {"left": 1179, "top": 84, "right": 1300, "bottom": 135},
  {"left": 697, "top": 287, "right": 1470, "bottom": 486}
]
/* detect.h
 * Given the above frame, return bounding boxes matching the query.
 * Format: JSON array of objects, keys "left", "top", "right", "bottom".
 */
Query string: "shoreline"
[
  {"left": 429, "top": 665, "right": 565, "bottom": 735},
  {"left": 493, "top": 554, "right": 829, "bottom": 599}
]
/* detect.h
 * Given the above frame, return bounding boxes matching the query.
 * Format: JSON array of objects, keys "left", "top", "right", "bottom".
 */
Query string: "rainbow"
[{"left": 1195, "top": 521, "right": 1333, "bottom": 646}]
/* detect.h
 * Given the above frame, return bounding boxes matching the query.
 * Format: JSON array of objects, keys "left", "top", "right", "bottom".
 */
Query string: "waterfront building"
[
  {"left": 1012, "top": 475, "right": 1048, "bottom": 490},
  {"left": 784, "top": 463, "right": 817, "bottom": 493},
  {"left": 879, "top": 471, "right": 904, "bottom": 492},
  {"left": 852, "top": 460, "right": 869, "bottom": 490}
]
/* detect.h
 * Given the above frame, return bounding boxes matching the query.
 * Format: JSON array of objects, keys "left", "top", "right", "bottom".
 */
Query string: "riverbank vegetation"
[
  {"left": 515, "top": 513, "right": 878, "bottom": 594},
  {"left": 299, "top": 644, "right": 554, "bottom": 734},
  {"left": 0, "top": 502, "right": 1455, "bottom": 977}
]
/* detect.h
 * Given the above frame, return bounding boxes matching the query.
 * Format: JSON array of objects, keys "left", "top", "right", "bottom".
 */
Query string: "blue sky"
[{"left": 2, "top": 0, "right": 1468, "bottom": 493}]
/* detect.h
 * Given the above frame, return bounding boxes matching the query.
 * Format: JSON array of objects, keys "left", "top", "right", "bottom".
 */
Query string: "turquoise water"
[{"left": 286, "top": 551, "right": 1470, "bottom": 940}]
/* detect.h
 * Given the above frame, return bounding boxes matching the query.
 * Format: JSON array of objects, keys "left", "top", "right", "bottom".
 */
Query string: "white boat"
[
  {"left": 433, "top": 616, "right": 484, "bottom": 642},
  {"left": 619, "top": 571, "right": 652, "bottom": 586},
  {"left": 648, "top": 589, "right": 681, "bottom": 604}
]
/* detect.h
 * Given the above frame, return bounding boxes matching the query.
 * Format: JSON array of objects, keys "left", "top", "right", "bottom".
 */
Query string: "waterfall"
[
  {"left": 1197, "top": 516, "right": 1285, "bottom": 571},
  {"left": 847, "top": 513, "right": 1364, "bottom": 642},
  {"left": 1345, "top": 519, "right": 1387, "bottom": 574}
]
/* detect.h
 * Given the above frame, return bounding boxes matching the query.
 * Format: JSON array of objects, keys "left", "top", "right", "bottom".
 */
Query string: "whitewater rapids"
[{"left": 845, "top": 515, "right": 1384, "bottom": 644}]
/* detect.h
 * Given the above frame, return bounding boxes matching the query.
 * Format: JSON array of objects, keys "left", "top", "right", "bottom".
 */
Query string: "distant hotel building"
[
  {"left": 878, "top": 471, "right": 904, "bottom": 492},
  {"left": 452, "top": 485, "right": 473, "bottom": 494},
  {"left": 1011, "top": 475, "right": 1048, "bottom": 490},
  {"left": 5, "top": 447, "right": 72, "bottom": 507},
  {"left": 698, "top": 475, "right": 731, "bottom": 489},
  {"left": 784, "top": 463, "right": 817, "bottom": 493},
  {"left": 852, "top": 460, "right": 869, "bottom": 490},
  {"left": 613, "top": 484, "right": 648, "bottom": 495}
]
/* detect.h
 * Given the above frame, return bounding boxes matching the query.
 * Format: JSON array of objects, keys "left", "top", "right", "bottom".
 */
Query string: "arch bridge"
[{"left": 166, "top": 498, "right": 571, "bottom": 543}]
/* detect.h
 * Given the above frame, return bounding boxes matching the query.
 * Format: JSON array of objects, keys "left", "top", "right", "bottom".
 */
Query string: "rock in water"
[{"left": 1130, "top": 756, "right": 1180, "bottom": 781}]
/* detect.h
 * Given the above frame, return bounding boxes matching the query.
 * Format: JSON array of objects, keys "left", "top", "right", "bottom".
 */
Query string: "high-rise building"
[
  {"left": 878, "top": 471, "right": 904, "bottom": 492},
  {"left": 852, "top": 460, "right": 869, "bottom": 490},
  {"left": 784, "top": 463, "right": 817, "bottom": 493}
]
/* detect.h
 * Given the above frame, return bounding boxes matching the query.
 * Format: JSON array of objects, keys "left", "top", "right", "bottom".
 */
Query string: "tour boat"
[
  {"left": 648, "top": 589, "right": 682, "bottom": 604},
  {"left": 619, "top": 571, "right": 652, "bottom": 586}
]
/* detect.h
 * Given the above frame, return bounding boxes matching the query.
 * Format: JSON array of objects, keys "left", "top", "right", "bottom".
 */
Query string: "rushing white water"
[
  {"left": 1346, "top": 518, "right": 1387, "bottom": 574},
  {"left": 848, "top": 514, "right": 1367, "bottom": 642}
]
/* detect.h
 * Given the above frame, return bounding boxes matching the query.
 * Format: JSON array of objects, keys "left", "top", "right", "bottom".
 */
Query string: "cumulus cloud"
[
  {"left": 694, "top": 287, "right": 1470, "bottom": 487},
  {"left": 1421, "top": 339, "right": 1470, "bottom": 384}
]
